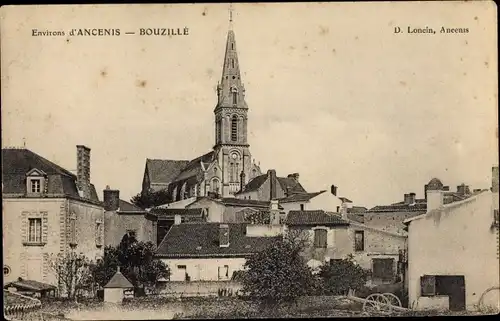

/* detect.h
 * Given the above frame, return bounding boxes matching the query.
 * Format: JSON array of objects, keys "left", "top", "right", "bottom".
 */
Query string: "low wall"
[{"left": 157, "top": 281, "right": 243, "bottom": 298}]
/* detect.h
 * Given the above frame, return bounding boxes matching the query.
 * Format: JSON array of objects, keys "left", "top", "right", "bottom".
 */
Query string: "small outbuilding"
[
  {"left": 103, "top": 267, "right": 134, "bottom": 303},
  {"left": 4, "top": 278, "right": 57, "bottom": 298}
]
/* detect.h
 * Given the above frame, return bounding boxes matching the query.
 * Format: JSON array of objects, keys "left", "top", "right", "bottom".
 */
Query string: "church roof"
[
  {"left": 174, "top": 151, "right": 214, "bottom": 182},
  {"left": 145, "top": 159, "right": 189, "bottom": 185}
]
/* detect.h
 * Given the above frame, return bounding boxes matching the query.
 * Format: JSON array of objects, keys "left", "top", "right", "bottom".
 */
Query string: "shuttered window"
[
  {"left": 421, "top": 275, "right": 436, "bottom": 296},
  {"left": 355, "top": 231, "right": 365, "bottom": 251},
  {"left": 314, "top": 229, "right": 327, "bottom": 248}
]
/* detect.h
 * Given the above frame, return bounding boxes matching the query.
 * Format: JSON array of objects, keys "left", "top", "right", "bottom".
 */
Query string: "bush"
[{"left": 318, "top": 256, "right": 370, "bottom": 295}]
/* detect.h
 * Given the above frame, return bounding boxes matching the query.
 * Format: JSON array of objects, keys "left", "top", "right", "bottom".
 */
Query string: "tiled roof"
[
  {"left": 238, "top": 174, "right": 268, "bottom": 193},
  {"left": 278, "top": 191, "right": 325, "bottom": 203},
  {"left": 347, "top": 206, "right": 368, "bottom": 214},
  {"left": 286, "top": 210, "right": 350, "bottom": 226},
  {"left": 220, "top": 198, "right": 271, "bottom": 208},
  {"left": 156, "top": 223, "right": 280, "bottom": 258},
  {"left": 3, "top": 290, "right": 42, "bottom": 313},
  {"left": 2, "top": 148, "right": 100, "bottom": 203},
  {"left": 173, "top": 151, "right": 215, "bottom": 182},
  {"left": 145, "top": 159, "right": 189, "bottom": 185},
  {"left": 118, "top": 199, "right": 145, "bottom": 213},
  {"left": 347, "top": 213, "right": 364, "bottom": 223},
  {"left": 149, "top": 208, "right": 204, "bottom": 218},
  {"left": 104, "top": 270, "right": 134, "bottom": 288},
  {"left": 368, "top": 193, "right": 475, "bottom": 213},
  {"left": 4, "top": 279, "right": 56, "bottom": 292},
  {"left": 277, "top": 177, "right": 307, "bottom": 194}
]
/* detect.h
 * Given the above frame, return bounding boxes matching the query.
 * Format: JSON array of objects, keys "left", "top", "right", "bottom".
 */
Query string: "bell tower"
[{"left": 213, "top": 7, "right": 252, "bottom": 197}]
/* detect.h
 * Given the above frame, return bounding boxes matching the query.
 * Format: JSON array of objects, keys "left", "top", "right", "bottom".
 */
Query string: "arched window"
[
  {"left": 216, "top": 120, "right": 222, "bottom": 143},
  {"left": 231, "top": 59, "right": 235, "bottom": 68},
  {"left": 232, "top": 92, "right": 238, "bottom": 104},
  {"left": 231, "top": 115, "right": 238, "bottom": 141},
  {"left": 314, "top": 229, "right": 327, "bottom": 248},
  {"left": 211, "top": 179, "right": 220, "bottom": 195}
]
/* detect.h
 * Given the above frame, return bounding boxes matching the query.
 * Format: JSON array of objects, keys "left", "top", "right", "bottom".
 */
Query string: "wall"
[
  {"left": 308, "top": 193, "right": 344, "bottom": 212},
  {"left": 160, "top": 257, "right": 247, "bottom": 282},
  {"left": 187, "top": 198, "right": 226, "bottom": 223},
  {"left": 3, "top": 198, "right": 65, "bottom": 284},
  {"left": 407, "top": 191, "right": 500, "bottom": 311},
  {"left": 160, "top": 197, "right": 197, "bottom": 209},
  {"left": 290, "top": 226, "right": 351, "bottom": 262},
  {"left": 280, "top": 201, "right": 307, "bottom": 215},
  {"left": 245, "top": 224, "right": 283, "bottom": 237},
  {"left": 157, "top": 281, "right": 242, "bottom": 297},
  {"left": 68, "top": 199, "right": 105, "bottom": 262},
  {"left": 364, "top": 211, "right": 422, "bottom": 234},
  {"left": 104, "top": 211, "right": 155, "bottom": 247}
]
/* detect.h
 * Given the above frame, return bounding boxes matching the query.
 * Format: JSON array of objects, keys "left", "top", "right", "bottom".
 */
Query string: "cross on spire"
[{"left": 229, "top": 3, "right": 234, "bottom": 25}]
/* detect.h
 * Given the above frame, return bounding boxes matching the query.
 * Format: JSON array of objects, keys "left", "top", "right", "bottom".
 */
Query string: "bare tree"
[{"left": 49, "top": 251, "right": 93, "bottom": 302}]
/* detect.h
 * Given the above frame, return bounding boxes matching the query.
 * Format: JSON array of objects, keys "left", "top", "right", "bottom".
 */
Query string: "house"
[
  {"left": 2, "top": 146, "right": 104, "bottom": 286},
  {"left": 404, "top": 166, "right": 499, "bottom": 311},
  {"left": 147, "top": 208, "right": 208, "bottom": 246},
  {"left": 155, "top": 221, "right": 280, "bottom": 297},
  {"left": 285, "top": 209, "right": 407, "bottom": 286},
  {"left": 103, "top": 186, "right": 156, "bottom": 247}
]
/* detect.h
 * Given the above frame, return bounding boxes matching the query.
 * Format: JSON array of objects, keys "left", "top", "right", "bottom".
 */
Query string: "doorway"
[{"left": 435, "top": 275, "right": 466, "bottom": 311}]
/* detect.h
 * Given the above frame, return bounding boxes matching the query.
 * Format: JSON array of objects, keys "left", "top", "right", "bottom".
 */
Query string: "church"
[{"left": 141, "top": 17, "right": 314, "bottom": 202}]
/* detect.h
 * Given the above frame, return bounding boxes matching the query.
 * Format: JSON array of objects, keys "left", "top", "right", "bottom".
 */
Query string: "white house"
[{"left": 404, "top": 166, "right": 499, "bottom": 312}]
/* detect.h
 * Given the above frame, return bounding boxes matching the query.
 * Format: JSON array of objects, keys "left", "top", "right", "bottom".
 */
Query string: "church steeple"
[{"left": 216, "top": 7, "right": 247, "bottom": 111}]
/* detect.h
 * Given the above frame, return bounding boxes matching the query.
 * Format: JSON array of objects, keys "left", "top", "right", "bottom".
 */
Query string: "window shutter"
[
  {"left": 21, "top": 211, "right": 29, "bottom": 243},
  {"left": 41, "top": 212, "right": 48, "bottom": 243},
  {"left": 420, "top": 275, "right": 436, "bottom": 296}
]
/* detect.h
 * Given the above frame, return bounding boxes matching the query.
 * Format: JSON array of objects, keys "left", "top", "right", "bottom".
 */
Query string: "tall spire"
[{"left": 216, "top": 4, "right": 247, "bottom": 110}]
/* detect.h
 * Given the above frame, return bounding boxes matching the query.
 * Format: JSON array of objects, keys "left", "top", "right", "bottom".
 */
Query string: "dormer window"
[
  {"left": 31, "top": 179, "right": 41, "bottom": 193},
  {"left": 25, "top": 168, "right": 47, "bottom": 196}
]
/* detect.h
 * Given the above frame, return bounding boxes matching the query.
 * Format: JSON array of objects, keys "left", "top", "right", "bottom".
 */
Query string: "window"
[
  {"left": 4, "top": 265, "right": 11, "bottom": 276},
  {"left": 218, "top": 265, "right": 229, "bottom": 280},
  {"left": 30, "top": 179, "right": 41, "bottom": 193},
  {"left": 314, "top": 229, "right": 327, "bottom": 248},
  {"left": 28, "top": 218, "right": 42, "bottom": 243},
  {"left": 372, "top": 258, "right": 394, "bottom": 282},
  {"left": 336, "top": 206, "right": 340, "bottom": 212},
  {"left": 355, "top": 231, "right": 365, "bottom": 251},
  {"left": 216, "top": 120, "right": 222, "bottom": 143},
  {"left": 420, "top": 275, "right": 436, "bottom": 296},
  {"left": 300, "top": 204, "right": 305, "bottom": 211},
  {"left": 231, "top": 58, "right": 235, "bottom": 68},
  {"left": 95, "top": 222, "right": 103, "bottom": 246},
  {"left": 70, "top": 213, "right": 77, "bottom": 245},
  {"left": 231, "top": 43, "right": 234, "bottom": 50},
  {"left": 231, "top": 115, "right": 238, "bottom": 141},
  {"left": 232, "top": 91, "right": 238, "bottom": 104}
]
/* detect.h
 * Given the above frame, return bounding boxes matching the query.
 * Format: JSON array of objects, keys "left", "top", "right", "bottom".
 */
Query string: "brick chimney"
[
  {"left": 492, "top": 166, "right": 499, "bottom": 193},
  {"left": 103, "top": 186, "right": 120, "bottom": 211},
  {"left": 457, "top": 184, "right": 470, "bottom": 196},
  {"left": 331, "top": 185, "right": 338, "bottom": 196},
  {"left": 219, "top": 224, "right": 230, "bottom": 247},
  {"left": 404, "top": 192, "right": 416, "bottom": 205},
  {"left": 76, "top": 145, "right": 91, "bottom": 194},
  {"left": 268, "top": 170, "right": 277, "bottom": 200},
  {"left": 427, "top": 189, "right": 443, "bottom": 211},
  {"left": 287, "top": 173, "right": 299, "bottom": 182}
]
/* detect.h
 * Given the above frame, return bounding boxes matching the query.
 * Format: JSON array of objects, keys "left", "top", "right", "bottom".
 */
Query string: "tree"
[
  {"left": 317, "top": 254, "right": 370, "bottom": 296},
  {"left": 240, "top": 229, "right": 318, "bottom": 305},
  {"left": 49, "top": 251, "right": 93, "bottom": 301},
  {"left": 130, "top": 188, "right": 172, "bottom": 209},
  {"left": 245, "top": 210, "right": 270, "bottom": 224},
  {"left": 91, "top": 234, "right": 170, "bottom": 291}
]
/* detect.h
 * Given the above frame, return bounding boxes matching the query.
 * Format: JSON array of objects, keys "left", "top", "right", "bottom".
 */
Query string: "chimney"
[
  {"left": 219, "top": 224, "right": 230, "bottom": 247},
  {"left": 408, "top": 192, "right": 416, "bottom": 204},
  {"left": 103, "top": 186, "right": 120, "bottom": 211},
  {"left": 268, "top": 170, "right": 277, "bottom": 200},
  {"left": 492, "top": 166, "right": 499, "bottom": 193},
  {"left": 269, "top": 200, "right": 280, "bottom": 225},
  {"left": 457, "top": 184, "right": 470, "bottom": 196},
  {"left": 174, "top": 214, "right": 182, "bottom": 225},
  {"left": 426, "top": 189, "right": 443, "bottom": 211},
  {"left": 403, "top": 193, "right": 410, "bottom": 204},
  {"left": 76, "top": 145, "right": 91, "bottom": 191},
  {"left": 287, "top": 173, "right": 299, "bottom": 182},
  {"left": 340, "top": 202, "right": 348, "bottom": 220},
  {"left": 240, "top": 171, "right": 245, "bottom": 192},
  {"left": 443, "top": 186, "right": 450, "bottom": 191},
  {"left": 331, "top": 185, "right": 338, "bottom": 196}
]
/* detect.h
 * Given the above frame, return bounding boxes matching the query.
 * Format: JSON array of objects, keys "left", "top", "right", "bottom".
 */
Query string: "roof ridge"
[{"left": 25, "top": 149, "right": 76, "bottom": 178}]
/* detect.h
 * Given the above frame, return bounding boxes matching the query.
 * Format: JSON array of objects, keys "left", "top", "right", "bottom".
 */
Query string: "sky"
[{"left": 1, "top": 2, "right": 498, "bottom": 209}]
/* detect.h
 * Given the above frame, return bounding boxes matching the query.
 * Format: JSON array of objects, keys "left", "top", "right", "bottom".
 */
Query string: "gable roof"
[
  {"left": 278, "top": 191, "right": 325, "bottom": 203},
  {"left": 156, "top": 223, "right": 281, "bottom": 258},
  {"left": 287, "top": 210, "right": 350, "bottom": 226},
  {"left": 118, "top": 199, "right": 145, "bottom": 213},
  {"left": 2, "top": 148, "right": 100, "bottom": 203},
  {"left": 236, "top": 173, "right": 308, "bottom": 195},
  {"left": 149, "top": 207, "right": 205, "bottom": 218},
  {"left": 104, "top": 270, "right": 134, "bottom": 288},
  {"left": 236, "top": 174, "right": 268, "bottom": 194},
  {"left": 145, "top": 159, "right": 190, "bottom": 185}
]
